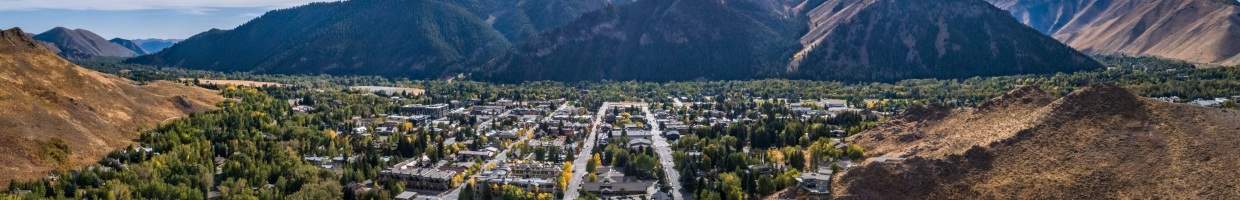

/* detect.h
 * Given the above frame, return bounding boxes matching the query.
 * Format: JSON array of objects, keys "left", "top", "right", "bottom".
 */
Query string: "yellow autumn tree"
[
  {"left": 560, "top": 162, "right": 573, "bottom": 191},
  {"left": 587, "top": 153, "right": 602, "bottom": 173},
  {"left": 401, "top": 122, "right": 414, "bottom": 132}
]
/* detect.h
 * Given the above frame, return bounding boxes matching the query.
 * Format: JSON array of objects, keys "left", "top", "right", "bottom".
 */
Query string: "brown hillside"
[
  {"left": 0, "top": 28, "right": 224, "bottom": 187},
  {"left": 788, "top": 0, "right": 1101, "bottom": 82},
  {"left": 989, "top": 0, "right": 1240, "bottom": 66},
  {"left": 836, "top": 85, "right": 1240, "bottom": 199}
]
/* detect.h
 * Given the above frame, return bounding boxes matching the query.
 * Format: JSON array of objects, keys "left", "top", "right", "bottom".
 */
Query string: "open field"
[
  {"left": 349, "top": 86, "right": 425, "bottom": 96},
  {"left": 182, "top": 79, "right": 287, "bottom": 87}
]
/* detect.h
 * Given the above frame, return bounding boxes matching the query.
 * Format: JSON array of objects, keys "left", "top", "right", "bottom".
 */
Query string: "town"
[{"left": 286, "top": 85, "right": 890, "bottom": 199}]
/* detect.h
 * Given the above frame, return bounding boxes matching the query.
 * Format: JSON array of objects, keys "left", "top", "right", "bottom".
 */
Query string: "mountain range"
[
  {"left": 835, "top": 85, "right": 1240, "bottom": 199},
  {"left": 988, "top": 0, "right": 1240, "bottom": 66},
  {"left": 0, "top": 28, "right": 223, "bottom": 187},
  {"left": 127, "top": 0, "right": 1239, "bottom": 81},
  {"left": 485, "top": 0, "right": 810, "bottom": 81}
]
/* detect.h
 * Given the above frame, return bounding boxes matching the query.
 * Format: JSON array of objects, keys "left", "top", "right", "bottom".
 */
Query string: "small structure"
[
  {"left": 797, "top": 168, "right": 833, "bottom": 197},
  {"left": 395, "top": 191, "right": 417, "bottom": 200}
]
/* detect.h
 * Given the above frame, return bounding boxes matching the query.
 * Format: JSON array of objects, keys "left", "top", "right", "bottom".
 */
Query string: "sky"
[{"left": 0, "top": 0, "right": 334, "bottom": 39}]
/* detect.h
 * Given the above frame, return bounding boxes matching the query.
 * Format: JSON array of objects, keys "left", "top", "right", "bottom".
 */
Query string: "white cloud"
[{"left": 0, "top": 0, "right": 336, "bottom": 11}]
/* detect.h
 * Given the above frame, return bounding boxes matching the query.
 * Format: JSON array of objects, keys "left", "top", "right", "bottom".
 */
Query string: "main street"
[
  {"left": 640, "top": 104, "right": 684, "bottom": 200},
  {"left": 562, "top": 102, "right": 612, "bottom": 200}
]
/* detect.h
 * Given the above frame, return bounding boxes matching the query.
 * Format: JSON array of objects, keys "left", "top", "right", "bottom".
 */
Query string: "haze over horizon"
[{"left": 0, "top": 0, "right": 333, "bottom": 39}]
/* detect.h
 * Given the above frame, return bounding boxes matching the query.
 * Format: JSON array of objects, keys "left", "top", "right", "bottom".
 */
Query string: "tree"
[
  {"left": 587, "top": 153, "right": 602, "bottom": 173},
  {"left": 846, "top": 144, "right": 865, "bottom": 160},
  {"left": 401, "top": 122, "right": 415, "bottom": 132},
  {"left": 718, "top": 172, "right": 744, "bottom": 200},
  {"left": 560, "top": 162, "right": 573, "bottom": 191}
]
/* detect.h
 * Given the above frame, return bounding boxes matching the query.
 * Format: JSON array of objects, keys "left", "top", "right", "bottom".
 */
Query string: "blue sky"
[{"left": 0, "top": 0, "right": 332, "bottom": 39}]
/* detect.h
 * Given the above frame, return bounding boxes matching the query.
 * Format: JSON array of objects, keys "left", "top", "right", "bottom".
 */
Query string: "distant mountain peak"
[
  {"left": 33, "top": 27, "right": 140, "bottom": 59},
  {"left": 110, "top": 38, "right": 148, "bottom": 55}
]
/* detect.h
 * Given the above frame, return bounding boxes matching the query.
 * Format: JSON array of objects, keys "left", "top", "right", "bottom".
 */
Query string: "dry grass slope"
[
  {"left": 837, "top": 85, "right": 1240, "bottom": 199},
  {"left": 0, "top": 28, "right": 224, "bottom": 187}
]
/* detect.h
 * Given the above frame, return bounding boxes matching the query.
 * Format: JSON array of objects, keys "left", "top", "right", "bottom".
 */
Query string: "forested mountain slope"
[
  {"left": 486, "top": 0, "right": 810, "bottom": 82},
  {"left": 128, "top": 0, "right": 512, "bottom": 79}
]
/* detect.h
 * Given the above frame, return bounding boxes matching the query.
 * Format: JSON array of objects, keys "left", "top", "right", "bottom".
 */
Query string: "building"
[
  {"left": 822, "top": 99, "right": 849, "bottom": 108},
  {"left": 663, "top": 131, "right": 680, "bottom": 140},
  {"left": 395, "top": 191, "right": 417, "bottom": 200},
  {"left": 610, "top": 130, "right": 654, "bottom": 141},
  {"left": 628, "top": 139, "right": 653, "bottom": 150},
  {"left": 401, "top": 104, "right": 449, "bottom": 118},
  {"left": 507, "top": 162, "right": 563, "bottom": 179},
  {"left": 582, "top": 167, "right": 657, "bottom": 199},
  {"left": 474, "top": 165, "right": 558, "bottom": 192},
  {"left": 381, "top": 159, "right": 458, "bottom": 190},
  {"left": 797, "top": 169, "right": 833, "bottom": 197},
  {"left": 456, "top": 150, "right": 494, "bottom": 162}
]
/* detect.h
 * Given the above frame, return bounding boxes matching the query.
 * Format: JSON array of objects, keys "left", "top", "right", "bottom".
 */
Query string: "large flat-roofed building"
[
  {"left": 401, "top": 104, "right": 449, "bottom": 118},
  {"left": 380, "top": 159, "right": 458, "bottom": 190},
  {"left": 473, "top": 163, "right": 558, "bottom": 192},
  {"left": 582, "top": 167, "right": 656, "bottom": 199},
  {"left": 507, "top": 162, "right": 563, "bottom": 179}
]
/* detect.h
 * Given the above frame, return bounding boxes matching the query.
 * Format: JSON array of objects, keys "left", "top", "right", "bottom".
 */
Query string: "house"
[
  {"left": 830, "top": 130, "right": 848, "bottom": 138},
  {"left": 797, "top": 169, "right": 833, "bottom": 197},
  {"left": 292, "top": 105, "right": 315, "bottom": 113},
  {"left": 663, "top": 131, "right": 680, "bottom": 140}
]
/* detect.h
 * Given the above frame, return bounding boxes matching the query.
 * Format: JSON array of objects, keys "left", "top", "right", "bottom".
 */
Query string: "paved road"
[
  {"left": 563, "top": 102, "right": 612, "bottom": 200},
  {"left": 640, "top": 104, "right": 684, "bottom": 200}
]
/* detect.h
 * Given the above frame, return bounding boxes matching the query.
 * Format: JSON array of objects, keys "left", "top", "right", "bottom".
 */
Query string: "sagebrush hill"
[{"left": 0, "top": 28, "right": 224, "bottom": 187}]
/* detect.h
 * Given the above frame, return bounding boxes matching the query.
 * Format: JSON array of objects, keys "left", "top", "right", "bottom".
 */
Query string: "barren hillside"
[
  {"left": 837, "top": 85, "right": 1240, "bottom": 199},
  {"left": 989, "top": 0, "right": 1240, "bottom": 66},
  {"left": 789, "top": 0, "right": 1101, "bottom": 82},
  {"left": 0, "top": 28, "right": 224, "bottom": 187}
]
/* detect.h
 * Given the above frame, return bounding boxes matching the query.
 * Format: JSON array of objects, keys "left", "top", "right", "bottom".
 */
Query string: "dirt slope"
[
  {"left": 837, "top": 85, "right": 1240, "bottom": 199},
  {"left": 989, "top": 0, "right": 1240, "bottom": 66},
  {"left": 788, "top": 0, "right": 1101, "bottom": 82},
  {"left": 0, "top": 28, "right": 224, "bottom": 187}
]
